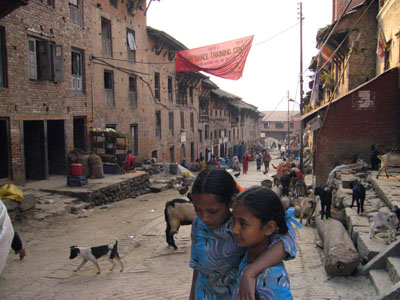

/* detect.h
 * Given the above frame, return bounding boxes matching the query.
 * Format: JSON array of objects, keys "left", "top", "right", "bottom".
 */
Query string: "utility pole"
[{"left": 298, "top": 1, "right": 304, "bottom": 171}]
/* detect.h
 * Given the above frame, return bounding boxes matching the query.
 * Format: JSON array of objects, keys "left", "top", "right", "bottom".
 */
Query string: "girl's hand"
[{"left": 236, "top": 267, "right": 256, "bottom": 300}]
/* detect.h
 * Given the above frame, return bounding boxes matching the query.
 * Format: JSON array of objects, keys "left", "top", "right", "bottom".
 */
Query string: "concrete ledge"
[
  {"left": 357, "top": 233, "right": 387, "bottom": 262},
  {"left": 374, "top": 281, "right": 400, "bottom": 300},
  {"left": 359, "top": 239, "right": 400, "bottom": 275},
  {"left": 369, "top": 269, "right": 392, "bottom": 297},
  {"left": 39, "top": 172, "right": 150, "bottom": 206}
]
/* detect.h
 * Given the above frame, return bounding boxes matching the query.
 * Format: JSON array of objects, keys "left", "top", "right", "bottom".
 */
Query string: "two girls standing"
[{"left": 189, "top": 169, "right": 298, "bottom": 300}]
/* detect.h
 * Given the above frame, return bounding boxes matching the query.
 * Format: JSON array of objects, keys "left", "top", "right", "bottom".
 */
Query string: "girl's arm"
[
  {"left": 189, "top": 270, "right": 198, "bottom": 300},
  {"left": 236, "top": 241, "right": 286, "bottom": 300}
]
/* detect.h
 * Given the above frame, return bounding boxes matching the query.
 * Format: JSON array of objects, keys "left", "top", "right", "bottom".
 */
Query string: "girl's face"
[
  {"left": 192, "top": 193, "right": 231, "bottom": 229},
  {"left": 232, "top": 202, "right": 275, "bottom": 250}
]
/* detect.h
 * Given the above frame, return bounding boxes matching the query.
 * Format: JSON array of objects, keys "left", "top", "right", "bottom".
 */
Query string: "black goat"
[
  {"left": 280, "top": 171, "right": 296, "bottom": 196},
  {"left": 164, "top": 194, "right": 194, "bottom": 249},
  {"left": 314, "top": 187, "right": 332, "bottom": 220},
  {"left": 349, "top": 181, "right": 366, "bottom": 214}
]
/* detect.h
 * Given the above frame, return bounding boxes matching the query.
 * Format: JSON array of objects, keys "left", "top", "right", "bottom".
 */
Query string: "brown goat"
[{"left": 376, "top": 152, "right": 400, "bottom": 178}]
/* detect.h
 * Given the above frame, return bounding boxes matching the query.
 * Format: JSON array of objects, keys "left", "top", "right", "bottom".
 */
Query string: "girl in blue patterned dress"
[
  {"left": 231, "top": 186, "right": 295, "bottom": 300},
  {"left": 189, "top": 169, "right": 297, "bottom": 300}
]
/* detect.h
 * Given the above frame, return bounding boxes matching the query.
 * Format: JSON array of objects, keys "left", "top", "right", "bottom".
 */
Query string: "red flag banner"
[{"left": 176, "top": 35, "right": 254, "bottom": 80}]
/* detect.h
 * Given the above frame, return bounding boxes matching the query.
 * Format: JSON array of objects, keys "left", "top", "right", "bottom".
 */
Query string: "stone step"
[
  {"left": 369, "top": 269, "right": 393, "bottom": 296},
  {"left": 387, "top": 256, "right": 400, "bottom": 284},
  {"left": 358, "top": 233, "right": 387, "bottom": 262}
]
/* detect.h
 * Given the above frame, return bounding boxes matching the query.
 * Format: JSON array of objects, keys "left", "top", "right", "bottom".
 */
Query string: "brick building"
[
  {"left": 0, "top": 0, "right": 262, "bottom": 184},
  {"left": 261, "top": 111, "right": 300, "bottom": 142},
  {"left": 0, "top": 0, "right": 94, "bottom": 183},
  {"left": 303, "top": 0, "right": 400, "bottom": 185}
]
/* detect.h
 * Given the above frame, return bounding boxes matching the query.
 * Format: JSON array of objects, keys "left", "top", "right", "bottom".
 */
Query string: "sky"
[{"left": 146, "top": 0, "right": 332, "bottom": 112}]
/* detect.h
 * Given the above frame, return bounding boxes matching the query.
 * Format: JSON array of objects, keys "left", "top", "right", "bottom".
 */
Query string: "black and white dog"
[
  {"left": 69, "top": 240, "right": 124, "bottom": 274},
  {"left": 314, "top": 187, "right": 332, "bottom": 220},
  {"left": 349, "top": 181, "right": 366, "bottom": 214}
]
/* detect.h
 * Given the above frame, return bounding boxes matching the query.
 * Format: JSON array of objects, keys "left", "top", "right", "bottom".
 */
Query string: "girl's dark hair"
[
  {"left": 235, "top": 186, "right": 288, "bottom": 234},
  {"left": 191, "top": 169, "right": 238, "bottom": 204}
]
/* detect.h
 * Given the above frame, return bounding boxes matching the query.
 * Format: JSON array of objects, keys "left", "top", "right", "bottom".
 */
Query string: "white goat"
[{"left": 376, "top": 152, "right": 400, "bottom": 178}]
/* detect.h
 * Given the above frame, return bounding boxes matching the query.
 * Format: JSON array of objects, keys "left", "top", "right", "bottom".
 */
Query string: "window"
[
  {"left": 128, "top": 76, "right": 137, "bottom": 108},
  {"left": 214, "top": 130, "right": 217, "bottom": 140},
  {"left": 127, "top": 29, "right": 136, "bottom": 61},
  {"left": 264, "top": 122, "right": 270, "bottom": 128},
  {"left": 205, "top": 125, "right": 209, "bottom": 140},
  {"left": 189, "top": 86, "right": 193, "bottom": 104},
  {"left": 101, "top": 18, "right": 112, "bottom": 57},
  {"left": 0, "top": 27, "right": 7, "bottom": 88},
  {"left": 40, "top": 0, "right": 55, "bottom": 7},
  {"left": 69, "top": 0, "right": 82, "bottom": 26},
  {"left": 190, "top": 112, "right": 194, "bottom": 132},
  {"left": 168, "top": 76, "right": 173, "bottom": 102},
  {"left": 154, "top": 72, "right": 160, "bottom": 101},
  {"left": 275, "top": 122, "right": 284, "bottom": 129},
  {"left": 210, "top": 132, "right": 213, "bottom": 140},
  {"left": 169, "top": 112, "right": 174, "bottom": 136},
  {"left": 180, "top": 111, "right": 185, "bottom": 129},
  {"left": 104, "top": 70, "right": 114, "bottom": 106},
  {"left": 28, "top": 37, "right": 63, "bottom": 82},
  {"left": 71, "top": 49, "right": 83, "bottom": 92},
  {"left": 198, "top": 130, "right": 202, "bottom": 143},
  {"left": 110, "top": 0, "right": 117, "bottom": 7},
  {"left": 177, "top": 82, "right": 187, "bottom": 105},
  {"left": 155, "top": 111, "right": 161, "bottom": 138},
  {"left": 290, "top": 122, "right": 294, "bottom": 129},
  {"left": 228, "top": 130, "right": 231, "bottom": 141}
]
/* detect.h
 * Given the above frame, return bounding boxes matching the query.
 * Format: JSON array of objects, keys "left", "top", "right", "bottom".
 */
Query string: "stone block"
[
  {"left": 348, "top": 215, "right": 369, "bottom": 237},
  {"left": 19, "top": 194, "right": 36, "bottom": 212},
  {"left": 2, "top": 198, "right": 19, "bottom": 212},
  {"left": 339, "top": 174, "right": 358, "bottom": 188},
  {"left": 351, "top": 226, "right": 370, "bottom": 246},
  {"left": 357, "top": 233, "right": 387, "bottom": 262}
]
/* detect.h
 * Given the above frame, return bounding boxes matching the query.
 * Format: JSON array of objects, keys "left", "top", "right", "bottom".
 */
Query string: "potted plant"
[{"left": 323, "top": 72, "right": 334, "bottom": 90}]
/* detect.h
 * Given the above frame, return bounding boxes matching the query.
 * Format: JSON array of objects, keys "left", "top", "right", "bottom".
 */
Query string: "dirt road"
[{"left": 1, "top": 158, "right": 377, "bottom": 300}]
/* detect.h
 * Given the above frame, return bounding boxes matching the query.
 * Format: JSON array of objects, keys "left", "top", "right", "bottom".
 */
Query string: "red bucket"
[{"left": 70, "top": 163, "right": 83, "bottom": 176}]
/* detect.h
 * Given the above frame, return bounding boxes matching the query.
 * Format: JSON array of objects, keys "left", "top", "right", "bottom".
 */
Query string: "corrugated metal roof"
[{"left": 262, "top": 111, "right": 300, "bottom": 122}]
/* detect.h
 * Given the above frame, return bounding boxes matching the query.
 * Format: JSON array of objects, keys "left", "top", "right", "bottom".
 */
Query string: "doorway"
[
  {"left": 24, "top": 120, "right": 45, "bottom": 180},
  {"left": 0, "top": 119, "right": 10, "bottom": 179},
  {"left": 47, "top": 120, "right": 66, "bottom": 175},
  {"left": 130, "top": 124, "right": 138, "bottom": 156},
  {"left": 169, "top": 146, "right": 175, "bottom": 163},
  {"left": 73, "top": 117, "right": 86, "bottom": 152}
]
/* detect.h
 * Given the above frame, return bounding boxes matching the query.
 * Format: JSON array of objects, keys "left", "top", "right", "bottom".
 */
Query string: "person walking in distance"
[
  {"left": 263, "top": 149, "right": 271, "bottom": 175},
  {"left": 242, "top": 151, "right": 250, "bottom": 174}
]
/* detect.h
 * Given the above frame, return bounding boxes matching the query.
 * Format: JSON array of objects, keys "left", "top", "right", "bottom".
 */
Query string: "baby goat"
[
  {"left": 349, "top": 181, "right": 366, "bottom": 214},
  {"left": 314, "top": 187, "right": 332, "bottom": 220},
  {"left": 164, "top": 194, "right": 195, "bottom": 249}
]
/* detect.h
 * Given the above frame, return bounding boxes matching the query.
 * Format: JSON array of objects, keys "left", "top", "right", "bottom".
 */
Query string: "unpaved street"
[{"left": 1, "top": 159, "right": 377, "bottom": 300}]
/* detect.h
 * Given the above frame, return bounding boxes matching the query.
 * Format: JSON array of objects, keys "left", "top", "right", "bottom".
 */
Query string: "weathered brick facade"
[
  {"left": 312, "top": 68, "right": 399, "bottom": 185},
  {"left": 0, "top": 0, "right": 262, "bottom": 184},
  {"left": 0, "top": 0, "right": 93, "bottom": 183}
]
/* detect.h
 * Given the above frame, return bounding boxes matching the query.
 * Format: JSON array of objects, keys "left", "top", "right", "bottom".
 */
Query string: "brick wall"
[
  {"left": 0, "top": 0, "right": 93, "bottom": 183},
  {"left": 315, "top": 68, "right": 399, "bottom": 186}
]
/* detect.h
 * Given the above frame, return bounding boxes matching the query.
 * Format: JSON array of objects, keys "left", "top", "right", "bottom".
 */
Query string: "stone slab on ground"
[
  {"left": 352, "top": 226, "right": 370, "bottom": 246},
  {"left": 369, "top": 269, "right": 393, "bottom": 297},
  {"left": 339, "top": 174, "right": 358, "bottom": 188},
  {"left": 387, "top": 256, "right": 400, "bottom": 284},
  {"left": 358, "top": 233, "right": 387, "bottom": 262}
]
